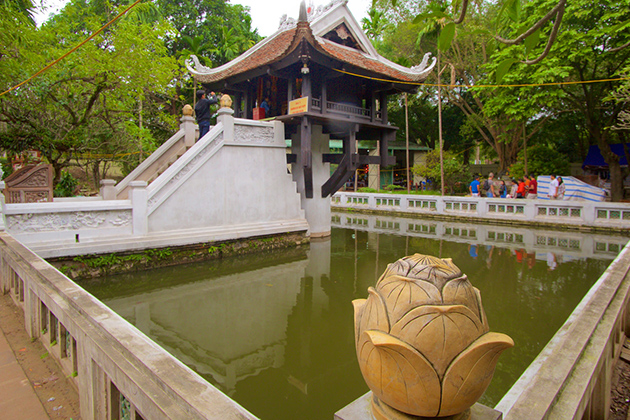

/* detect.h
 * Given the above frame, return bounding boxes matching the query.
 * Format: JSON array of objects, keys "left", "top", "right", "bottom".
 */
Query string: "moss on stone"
[{"left": 48, "top": 232, "right": 309, "bottom": 280}]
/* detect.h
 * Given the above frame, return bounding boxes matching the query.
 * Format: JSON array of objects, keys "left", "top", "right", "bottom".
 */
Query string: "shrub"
[
  {"left": 54, "top": 171, "right": 78, "bottom": 197},
  {"left": 358, "top": 187, "right": 378, "bottom": 193}
]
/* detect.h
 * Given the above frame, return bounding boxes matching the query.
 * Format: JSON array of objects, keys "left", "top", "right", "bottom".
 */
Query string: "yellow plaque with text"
[{"left": 288, "top": 97, "right": 309, "bottom": 114}]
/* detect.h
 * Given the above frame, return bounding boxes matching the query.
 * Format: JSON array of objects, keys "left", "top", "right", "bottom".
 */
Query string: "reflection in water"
[{"left": 80, "top": 213, "right": 627, "bottom": 420}]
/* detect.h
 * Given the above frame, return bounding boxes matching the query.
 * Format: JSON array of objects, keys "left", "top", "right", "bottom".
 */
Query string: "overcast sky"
[{"left": 34, "top": 0, "right": 373, "bottom": 37}]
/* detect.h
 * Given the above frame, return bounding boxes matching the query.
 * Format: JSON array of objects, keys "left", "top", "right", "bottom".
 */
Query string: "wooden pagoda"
[{"left": 187, "top": 0, "right": 434, "bottom": 235}]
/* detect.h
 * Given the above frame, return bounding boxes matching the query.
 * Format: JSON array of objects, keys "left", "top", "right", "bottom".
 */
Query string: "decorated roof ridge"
[{"left": 186, "top": 0, "right": 436, "bottom": 83}]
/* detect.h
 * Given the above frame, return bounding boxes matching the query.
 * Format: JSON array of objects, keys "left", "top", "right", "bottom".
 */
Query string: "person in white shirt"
[{"left": 549, "top": 174, "right": 559, "bottom": 199}]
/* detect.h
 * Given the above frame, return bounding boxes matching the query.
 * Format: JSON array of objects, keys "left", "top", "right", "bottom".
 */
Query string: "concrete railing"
[
  {"left": 332, "top": 192, "right": 630, "bottom": 230},
  {"left": 0, "top": 232, "right": 258, "bottom": 420}
]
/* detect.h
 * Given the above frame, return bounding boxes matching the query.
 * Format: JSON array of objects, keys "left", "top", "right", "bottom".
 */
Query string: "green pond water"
[{"left": 79, "top": 214, "right": 627, "bottom": 420}]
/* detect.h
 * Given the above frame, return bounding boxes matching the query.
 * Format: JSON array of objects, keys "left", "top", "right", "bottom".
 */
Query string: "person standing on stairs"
[{"left": 195, "top": 90, "right": 218, "bottom": 139}]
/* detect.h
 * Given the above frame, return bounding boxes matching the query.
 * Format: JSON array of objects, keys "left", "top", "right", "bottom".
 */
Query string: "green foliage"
[
  {"left": 0, "top": 158, "right": 12, "bottom": 179},
  {"left": 54, "top": 170, "right": 78, "bottom": 197},
  {"left": 362, "top": 8, "right": 392, "bottom": 43},
  {"left": 144, "top": 248, "right": 172, "bottom": 260},
  {"left": 508, "top": 144, "right": 570, "bottom": 178}
]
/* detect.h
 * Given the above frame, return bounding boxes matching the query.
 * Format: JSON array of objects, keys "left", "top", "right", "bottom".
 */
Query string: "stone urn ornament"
[{"left": 353, "top": 254, "right": 513, "bottom": 420}]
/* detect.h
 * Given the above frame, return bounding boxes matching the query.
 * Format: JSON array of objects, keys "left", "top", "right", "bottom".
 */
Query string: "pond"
[{"left": 79, "top": 213, "right": 627, "bottom": 420}]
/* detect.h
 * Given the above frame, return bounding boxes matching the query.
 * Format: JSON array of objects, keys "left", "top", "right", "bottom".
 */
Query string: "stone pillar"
[
  {"left": 129, "top": 181, "right": 148, "bottom": 236},
  {"left": 292, "top": 125, "right": 331, "bottom": 237},
  {"left": 181, "top": 104, "right": 196, "bottom": 146},
  {"left": 100, "top": 179, "right": 116, "bottom": 200},
  {"left": 368, "top": 148, "right": 380, "bottom": 190}
]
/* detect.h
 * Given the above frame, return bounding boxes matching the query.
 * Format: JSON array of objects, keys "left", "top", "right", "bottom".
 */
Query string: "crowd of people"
[{"left": 469, "top": 173, "right": 566, "bottom": 199}]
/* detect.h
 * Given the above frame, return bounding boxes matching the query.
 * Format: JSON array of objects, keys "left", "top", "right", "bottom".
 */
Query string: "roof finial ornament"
[{"left": 298, "top": 0, "right": 308, "bottom": 22}]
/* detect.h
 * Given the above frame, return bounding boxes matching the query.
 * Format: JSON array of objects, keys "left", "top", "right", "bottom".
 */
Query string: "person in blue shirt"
[
  {"left": 260, "top": 97, "right": 271, "bottom": 117},
  {"left": 469, "top": 175, "right": 481, "bottom": 197}
]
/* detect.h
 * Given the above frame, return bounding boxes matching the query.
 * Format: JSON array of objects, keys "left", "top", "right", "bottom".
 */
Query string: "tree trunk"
[{"left": 609, "top": 159, "right": 624, "bottom": 202}]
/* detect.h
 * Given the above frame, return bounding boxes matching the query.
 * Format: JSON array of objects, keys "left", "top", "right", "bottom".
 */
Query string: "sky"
[{"left": 34, "top": 0, "right": 373, "bottom": 37}]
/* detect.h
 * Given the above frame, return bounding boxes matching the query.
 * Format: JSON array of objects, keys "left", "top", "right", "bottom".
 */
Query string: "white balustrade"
[{"left": 332, "top": 192, "right": 630, "bottom": 230}]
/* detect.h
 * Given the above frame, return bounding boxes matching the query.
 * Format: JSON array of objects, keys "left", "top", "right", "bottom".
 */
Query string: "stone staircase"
[{"left": 114, "top": 112, "right": 197, "bottom": 199}]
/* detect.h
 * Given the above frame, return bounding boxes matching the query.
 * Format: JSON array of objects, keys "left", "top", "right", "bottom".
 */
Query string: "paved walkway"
[{"left": 0, "top": 326, "right": 48, "bottom": 420}]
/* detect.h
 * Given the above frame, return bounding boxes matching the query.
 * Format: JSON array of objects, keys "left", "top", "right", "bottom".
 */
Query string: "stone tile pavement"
[{"left": 0, "top": 326, "right": 49, "bottom": 420}]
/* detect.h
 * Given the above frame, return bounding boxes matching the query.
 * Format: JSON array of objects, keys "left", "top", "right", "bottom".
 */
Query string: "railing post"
[
  {"left": 181, "top": 104, "right": 196, "bottom": 147},
  {"left": 130, "top": 181, "right": 148, "bottom": 236},
  {"left": 23, "top": 286, "right": 39, "bottom": 338},
  {"left": 217, "top": 99, "right": 235, "bottom": 141},
  {"left": 100, "top": 179, "right": 116, "bottom": 200}
]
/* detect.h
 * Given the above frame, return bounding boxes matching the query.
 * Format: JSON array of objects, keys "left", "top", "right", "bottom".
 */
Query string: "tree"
[
  {"left": 362, "top": 8, "right": 391, "bottom": 43},
  {"left": 0, "top": 0, "right": 35, "bottom": 23},
  {"left": 0, "top": 0, "right": 179, "bottom": 186},
  {"left": 486, "top": 0, "right": 630, "bottom": 200},
  {"left": 155, "top": 0, "right": 259, "bottom": 63},
  {"left": 508, "top": 144, "right": 569, "bottom": 178}
]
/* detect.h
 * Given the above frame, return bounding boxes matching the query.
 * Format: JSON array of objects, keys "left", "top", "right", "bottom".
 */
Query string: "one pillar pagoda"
[{"left": 187, "top": 0, "right": 435, "bottom": 237}]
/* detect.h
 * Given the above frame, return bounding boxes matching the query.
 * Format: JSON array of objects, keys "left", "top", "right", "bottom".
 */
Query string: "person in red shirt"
[
  {"left": 528, "top": 174, "right": 538, "bottom": 198},
  {"left": 516, "top": 177, "right": 527, "bottom": 198}
]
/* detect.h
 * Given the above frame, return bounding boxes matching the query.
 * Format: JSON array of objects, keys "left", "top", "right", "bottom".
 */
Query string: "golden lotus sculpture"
[{"left": 353, "top": 254, "right": 513, "bottom": 420}]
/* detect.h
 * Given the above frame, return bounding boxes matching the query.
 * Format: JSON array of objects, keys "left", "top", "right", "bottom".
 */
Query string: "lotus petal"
[
  {"left": 358, "top": 330, "right": 441, "bottom": 417},
  {"left": 390, "top": 305, "right": 486, "bottom": 379},
  {"left": 376, "top": 275, "right": 442, "bottom": 323},
  {"left": 442, "top": 275, "right": 486, "bottom": 327},
  {"left": 439, "top": 332, "right": 514, "bottom": 416},
  {"left": 380, "top": 254, "right": 462, "bottom": 292},
  {"left": 473, "top": 287, "right": 489, "bottom": 330},
  {"left": 352, "top": 299, "right": 367, "bottom": 344},
  {"left": 358, "top": 288, "right": 390, "bottom": 338}
]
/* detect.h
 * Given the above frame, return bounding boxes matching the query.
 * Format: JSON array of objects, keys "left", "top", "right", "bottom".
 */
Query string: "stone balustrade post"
[
  {"left": 129, "top": 181, "right": 148, "bottom": 236},
  {"left": 435, "top": 196, "right": 446, "bottom": 213},
  {"left": 181, "top": 104, "right": 197, "bottom": 147},
  {"left": 217, "top": 107, "right": 235, "bottom": 141},
  {"left": 100, "top": 179, "right": 117, "bottom": 200},
  {"left": 523, "top": 201, "right": 537, "bottom": 220}
]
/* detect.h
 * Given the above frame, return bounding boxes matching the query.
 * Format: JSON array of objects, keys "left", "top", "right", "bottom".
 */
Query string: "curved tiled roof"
[{"left": 187, "top": 1, "right": 435, "bottom": 84}]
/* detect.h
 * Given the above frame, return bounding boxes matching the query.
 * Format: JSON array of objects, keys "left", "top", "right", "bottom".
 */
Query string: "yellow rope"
[
  {"left": 0, "top": 0, "right": 143, "bottom": 97},
  {"left": 333, "top": 68, "right": 630, "bottom": 89}
]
